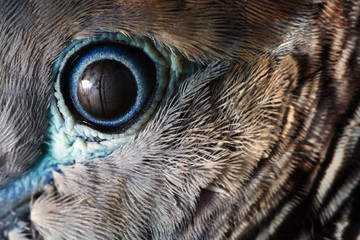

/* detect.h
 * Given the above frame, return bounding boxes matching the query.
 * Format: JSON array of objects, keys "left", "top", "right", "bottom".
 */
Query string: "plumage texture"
[{"left": 0, "top": 0, "right": 360, "bottom": 239}]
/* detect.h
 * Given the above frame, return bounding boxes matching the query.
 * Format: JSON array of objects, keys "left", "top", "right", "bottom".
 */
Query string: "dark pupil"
[{"left": 77, "top": 60, "right": 137, "bottom": 120}]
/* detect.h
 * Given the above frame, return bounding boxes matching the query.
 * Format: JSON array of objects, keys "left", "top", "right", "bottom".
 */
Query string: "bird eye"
[
  {"left": 51, "top": 32, "right": 199, "bottom": 154},
  {"left": 65, "top": 43, "right": 156, "bottom": 129}
]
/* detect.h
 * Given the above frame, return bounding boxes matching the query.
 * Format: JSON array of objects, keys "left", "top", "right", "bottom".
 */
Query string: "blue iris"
[{"left": 67, "top": 44, "right": 156, "bottom": 128}]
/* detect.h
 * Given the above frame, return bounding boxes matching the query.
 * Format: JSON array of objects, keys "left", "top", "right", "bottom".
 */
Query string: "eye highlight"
[{"left": 67, "top": 44, "right": 157, "bottom": 128}]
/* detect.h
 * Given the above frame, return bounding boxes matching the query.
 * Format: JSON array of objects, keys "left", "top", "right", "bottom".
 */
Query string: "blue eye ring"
[
  {"left": 59, "top": 40, "right": 159, "bottom": 132},
  {"left": 68, "top": 43, "right": 156, "bottom": 127}
]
